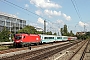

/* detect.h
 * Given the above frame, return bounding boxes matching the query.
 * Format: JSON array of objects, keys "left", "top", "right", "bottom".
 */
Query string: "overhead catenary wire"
[
  {"left": 1, "top": 0, "right": 54, "bottom": 26},
  {"left": 0, "top": 0, "right": 48, "bottom": 30},
  {"left": 70, "top": 0, "right": 82, "bottom": 21},
  {"left": 0, "top": 0, "right": 62, "bottom": 34},
  {"left": 0, "top": 0, "right": 40, "bottom": 25},
  {"left": 0, "top": 0, "right": 48, "bottom": 33},
  {"left": 71, "top": 0, "right": 87, "bottom": 32},
  {"left": 31, "top": 1, "right": 54, "bottom": 23},
  {"left": 73, "top": 0, "right": 82, "bottom": 20},
  {"left": 2, "top": 0, "right": 53, "bottom": 22}
]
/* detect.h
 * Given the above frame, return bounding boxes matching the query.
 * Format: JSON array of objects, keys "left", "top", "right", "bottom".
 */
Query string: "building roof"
[
  {"left": 35, "top": 27, "right": 43, "bottom": 31},
  {"left": 76, "top": 32, "right": 86, "bottom": 35},
  {"left": 0, "top": 12, "right": 25, "bottom": 21}
]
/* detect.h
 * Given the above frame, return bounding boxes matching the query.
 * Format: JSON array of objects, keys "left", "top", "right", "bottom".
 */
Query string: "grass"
[{"left": 0, "top": 45, "right": 14, "bottom": 51}]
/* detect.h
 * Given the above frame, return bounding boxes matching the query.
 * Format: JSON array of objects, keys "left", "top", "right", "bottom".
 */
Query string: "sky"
[{"left": 0, "top": 0, "right": 90, "bottom": 35}]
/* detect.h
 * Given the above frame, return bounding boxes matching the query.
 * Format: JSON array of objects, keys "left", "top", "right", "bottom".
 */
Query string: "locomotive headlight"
[
  {"left": 21, "top": 41, "right": 22, "bottom": 42},
  {"left": 36, "top": 38, "right": 38, "bottom": 40},
  {"left": 16, "top": 41, "right": 19, "bottom": 42}
]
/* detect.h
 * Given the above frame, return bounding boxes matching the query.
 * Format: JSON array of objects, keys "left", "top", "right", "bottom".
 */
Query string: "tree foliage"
[
  {"left": 61, "top": 28, "right": 64, "bottom": 36},
  {"left": 18, "top": 25, "right": 37, "bottom": 34},
  {"left": 46, "top": 31, "right": 52, "bottom": 35},
  {"left": 17, "top": 25, "right": 56, "bottom": 35},
  {"left": 53, "top": 32, "right": 57, "bottom": 35},
  {"left": 85, "top": 32, "right": 90, "bottom": 39},
  {"left": 60, "top": 24, "right": 74, "bottom": 36},
  {"left": 76, "top": 32, "right": 90, "bottom": 40},
  {"left": 0, "top": 27, "right": 10, "bottom": 42},
  {"left": 69, "top": 30, "right": 74, "bottom": 36},
  {"left": 60, "top": 24, "right": 68, "bottom": 36},
  {"left": 63, "top": 24, "right": 68, "bottom": 35}
]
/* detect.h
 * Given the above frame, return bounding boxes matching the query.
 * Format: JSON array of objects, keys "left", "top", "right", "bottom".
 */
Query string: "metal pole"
[
  {"left": 84, "top": 24, "right": 85, "bottom": 33},
  {"left": 44, "top": 20, "right": 46, "bottom": 34},
  {"left": 9, "top": 20, "right": 11, "bottom": 41}
]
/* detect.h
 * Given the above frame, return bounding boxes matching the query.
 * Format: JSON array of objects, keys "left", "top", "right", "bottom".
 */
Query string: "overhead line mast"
[
  {"left": 44, "top": 20, "right": 46, "bottom": 34},
  {"left": 71, "top": 0, "right": 86, "bottom": 33}
]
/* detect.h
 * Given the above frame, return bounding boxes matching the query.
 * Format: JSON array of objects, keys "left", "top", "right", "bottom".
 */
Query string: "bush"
[{"left": 0, "top": 27, "right": 10, "bottom": 42}]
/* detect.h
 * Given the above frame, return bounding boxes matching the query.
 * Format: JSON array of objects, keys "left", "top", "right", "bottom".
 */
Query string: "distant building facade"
[
  {"left": 35, "top": 27, "right": 43, "bottom": 32},
  {"left": 76, "top": 32, "right": 86, "bottom": 35},
  {"left": 0, "top": 12, "right": 26, "bottom": 33}
]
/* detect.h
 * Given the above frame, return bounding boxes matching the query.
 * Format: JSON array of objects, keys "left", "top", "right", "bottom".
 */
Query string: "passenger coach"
[
  {"left": 40, "top": 34, "right": 56, "bottom": 43},
  {"left": 39, "top": 34, "right": 68, "bottom": 43},
  {"left": 55, "top": 36, "right": 63, "bottom": 41}
]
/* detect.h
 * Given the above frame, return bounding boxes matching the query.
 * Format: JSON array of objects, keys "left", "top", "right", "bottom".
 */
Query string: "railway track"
[
  {"left": 67, "top": 40, "right": 89, "bottom": 60},
  {"left": 0, "top": 41, "right": 81, "bottom": 60},
  {"left": 50, "top": 40, "right": 88, "bottom": 60},
  {"left": 79, "top": 40, "right": 89, "bottom": 60},
  {"left": 0, "top": 42, "right": 69, "bottom": 59},
  {"left": 0, "top": 42, "right": 67, "bottom": 54},
  {"left": 28, "top": 41, "right": 81, "bottom": 60},
  {"left": 83, "top": 40, "right": 90, "bottom": 60}
]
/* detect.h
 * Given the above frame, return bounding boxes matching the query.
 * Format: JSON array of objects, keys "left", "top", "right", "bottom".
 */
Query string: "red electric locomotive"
[{"left": 13, "top": 33, "right": 41, "bottom": 47}]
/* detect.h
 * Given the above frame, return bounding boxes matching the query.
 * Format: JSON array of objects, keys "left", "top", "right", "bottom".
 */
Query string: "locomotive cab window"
[
  {"left": 15, "top": 35, "right": 22, "bottom": 40},
  {"left": 23, "top": 36, "right": 25, "bottom": 38}
]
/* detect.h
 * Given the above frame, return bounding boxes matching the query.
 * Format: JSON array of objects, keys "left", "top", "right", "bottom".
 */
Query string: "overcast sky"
[{"left": 0, "top": 0, "right": 90, "bottom": 34}]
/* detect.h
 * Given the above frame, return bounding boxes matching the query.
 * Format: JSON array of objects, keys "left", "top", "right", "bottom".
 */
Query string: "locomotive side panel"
[{"left": 13, "top": 34, "right": 41, "bottom": 47}]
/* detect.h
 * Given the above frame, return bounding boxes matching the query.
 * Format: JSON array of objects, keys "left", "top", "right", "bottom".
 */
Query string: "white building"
[
  {"left": 35, "top": 27, "right": 43, "bottom": 32},
  {"left": 0, "top": 12, "right": 26, "bottom": 33}
]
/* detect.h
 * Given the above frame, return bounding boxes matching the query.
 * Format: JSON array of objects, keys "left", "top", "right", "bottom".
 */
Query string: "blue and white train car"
[
  {"left": 62, "top": 36, "right": 68, "bottom": 41},
  {"left": 40, "top": 34, "right": 56, "bottom": 43},
  {"left": 55, "top": 36, "right": 63, "bottom": 41}
]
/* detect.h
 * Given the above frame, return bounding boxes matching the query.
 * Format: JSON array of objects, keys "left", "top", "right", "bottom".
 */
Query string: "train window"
[
  {"left": 44, "top": 37, "right": 49, "bottom": 39},
  {"left": 44, "top": 37, "right": 54, "bottom": 39},
  {"left": 57, "top": 37, "right": 62, "bottom": 39},
  {"left": 63, "top": 37, "right": 67, "bottom": 39},
  {"left": 49, "top": 37, "right": 54, "bottom": 39}
]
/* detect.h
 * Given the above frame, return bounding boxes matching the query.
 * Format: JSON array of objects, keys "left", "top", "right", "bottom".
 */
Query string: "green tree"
[
  {"left": 0, "top": 27, "right": 10, "bottom": 42},
  {"left": 60, "top": 24, "right": 68, "bottom": 36},
  {"left": 18, "top": 25, "right": 37, "bottom": 34},
  {"left": 69, "top": 30, "right": 74, "bottom": 36},
  {"left": 36, "top": 31, "right": 43, "bottom": 34},
  {"left": 60, "top": 28, "right": 64, "bottom": 36},
  {"left": 60, "top": 25, "right": 75, "bottom": 36},
  {"left": 46, "top": 31, "right": 52, "bottom": 35},
  {"left": 53, "top": 32, "right": 57, "bottom": 35},
  {"left": 85, "top": 32, "right": 90, "bottom": 39},
  {"left": 63, "top": 24, "right": 68, "bottom": 35}
]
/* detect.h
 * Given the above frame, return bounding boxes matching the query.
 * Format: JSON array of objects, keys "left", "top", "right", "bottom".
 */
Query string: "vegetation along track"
[
  {"left": 0, "top": 41, "right": 81, "bottom": 60},
  {"left": 0, "top": 47, "right": 27, "bottom": 54}
]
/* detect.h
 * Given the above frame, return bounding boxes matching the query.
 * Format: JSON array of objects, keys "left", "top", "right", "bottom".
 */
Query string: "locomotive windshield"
[{"left": 15, "top": 35, "right": 22, "bottom": 40}]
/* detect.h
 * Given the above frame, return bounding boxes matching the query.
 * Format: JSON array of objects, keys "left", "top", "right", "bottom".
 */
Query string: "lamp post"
[
  {"left": 9, "top": 20, "right": 12, "bottom": 41},
  {"left": 44, "top": 20, "right": 46, "bottom": 34}
]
